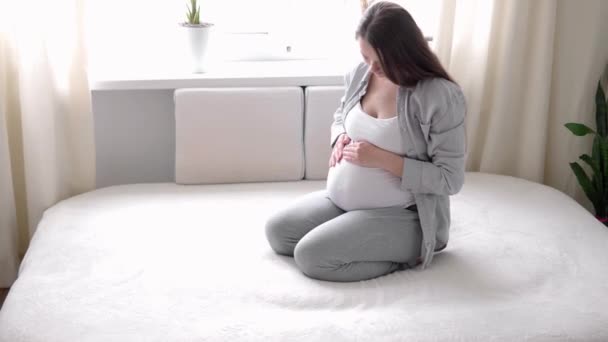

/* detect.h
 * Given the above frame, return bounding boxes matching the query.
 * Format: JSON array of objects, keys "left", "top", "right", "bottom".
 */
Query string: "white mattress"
[{"left": 1, "top": 173, "right": 607, "bottom": 341}]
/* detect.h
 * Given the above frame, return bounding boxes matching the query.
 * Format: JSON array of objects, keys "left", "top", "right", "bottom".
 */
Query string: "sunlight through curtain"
[{"left": 0, "top": 0, "right": 95, "bottom": 287}]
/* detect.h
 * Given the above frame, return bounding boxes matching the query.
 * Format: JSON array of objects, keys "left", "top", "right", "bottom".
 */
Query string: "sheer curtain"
[
  {"left": 436, "top": 0, "right": 608, "bottom": 210},
  {"left": 0, "top": 80, "right": 18, "bottom": 287},
  {"left": 0, "top": 0, "right": 95, "bottom": 287}
]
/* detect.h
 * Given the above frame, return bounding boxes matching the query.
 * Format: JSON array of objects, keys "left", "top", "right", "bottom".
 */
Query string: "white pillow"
[{"left": 174, "top": 87, "right": 304, "bottom": 184}]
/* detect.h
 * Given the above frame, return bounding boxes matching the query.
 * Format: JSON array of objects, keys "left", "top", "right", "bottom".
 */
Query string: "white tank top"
[{"left": 326, "top": 101, "right": 415, "bottom": 211}]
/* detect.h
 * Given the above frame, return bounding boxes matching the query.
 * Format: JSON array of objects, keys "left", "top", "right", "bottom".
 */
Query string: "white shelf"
[{"left": 89, "top": 60, "right": 351, "bottom": 90}]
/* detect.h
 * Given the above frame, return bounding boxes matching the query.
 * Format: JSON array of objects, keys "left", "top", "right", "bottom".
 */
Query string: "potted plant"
[
  {"left": 181, "top": 0, "right": 213, "bottom": 73},
  {"left": 565, "top": 78, "right": 608, "bottom": 226}
]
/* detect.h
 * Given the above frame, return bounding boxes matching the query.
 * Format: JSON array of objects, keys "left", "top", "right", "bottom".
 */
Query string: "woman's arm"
[
  {"left": 330, "top": 74, "right": 352, "bottom": 147},
  {"left": 330, "top": 62, "right": 369, "bottom": 147},
  {"left": 330, "top": 103, "right": 347, "bottom": 148},
  {"left": 401, "top": 82, "right": 467, "bottom": 195}
]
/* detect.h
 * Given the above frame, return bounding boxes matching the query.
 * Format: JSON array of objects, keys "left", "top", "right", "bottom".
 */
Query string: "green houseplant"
[
  {"left": 185, "top": 0, "right": 201, "bottom": 25},
  {"left": 565, "top": 80, "right": 608, "bottom": 226},
  {"left": 180, "top": 0, "right": 213, "bottom": 73}
]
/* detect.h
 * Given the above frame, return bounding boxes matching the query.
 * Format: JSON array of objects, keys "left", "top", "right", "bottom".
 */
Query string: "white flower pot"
[{"left": 182, "top": 24, "right": 213, "bottom": 73}]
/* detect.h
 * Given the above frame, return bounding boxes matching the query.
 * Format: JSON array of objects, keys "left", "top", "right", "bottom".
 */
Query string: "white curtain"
[
  {"left": 0, "top": 0, "right": 95, "bottom": 288},
  {"left": 436, "top": 0, "right": 608, "bottom": 211},
  {"left": 0, "top": 76, "right": 18, "bottom": 287}
]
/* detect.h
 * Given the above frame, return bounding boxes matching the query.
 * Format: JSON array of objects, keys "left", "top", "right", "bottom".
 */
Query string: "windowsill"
[{"left": 89, "top": 59, "right": 353, "bottom": 90}]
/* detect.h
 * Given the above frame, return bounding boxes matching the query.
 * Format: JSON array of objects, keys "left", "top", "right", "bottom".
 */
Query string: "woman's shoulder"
[
  {"left": 409, "top": 77, "right": 466, "bottom": 123},
  {"left": 344, "top": 61, "right": 369, "bottom": 87},
  {"left": 414, "top": 77, "right": 464, "bottom": 103}
]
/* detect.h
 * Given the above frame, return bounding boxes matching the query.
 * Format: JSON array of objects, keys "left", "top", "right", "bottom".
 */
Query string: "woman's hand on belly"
[
  {"left": 329, "top": 133, "right": 351, "bottom": 167},
  {"left": 343, "top": 140, "right": 404, "bottom": 177}
]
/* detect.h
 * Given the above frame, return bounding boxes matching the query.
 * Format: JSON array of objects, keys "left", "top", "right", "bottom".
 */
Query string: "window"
[{"left": 85, "top": 0, "right": 441, "bottom": 74}]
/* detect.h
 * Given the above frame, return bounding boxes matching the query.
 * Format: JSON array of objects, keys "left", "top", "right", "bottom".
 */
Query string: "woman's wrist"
[{"left": 381, "top": 151, "right": 404, "bottom": 178}]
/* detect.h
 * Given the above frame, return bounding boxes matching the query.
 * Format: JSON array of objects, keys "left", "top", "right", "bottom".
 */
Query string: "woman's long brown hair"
[{"left": 356, "top": 1, "right": 454, "bottom": 87}]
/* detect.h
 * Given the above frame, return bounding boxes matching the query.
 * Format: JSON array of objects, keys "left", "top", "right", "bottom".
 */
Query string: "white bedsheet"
[{"left": 1, "top": 173, "right": 607, "bottom": 341}]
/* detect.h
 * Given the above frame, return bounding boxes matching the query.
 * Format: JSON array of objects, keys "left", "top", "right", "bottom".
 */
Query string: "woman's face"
[{"left": 358, "top": 38, "right": 385, "bottom": 78}]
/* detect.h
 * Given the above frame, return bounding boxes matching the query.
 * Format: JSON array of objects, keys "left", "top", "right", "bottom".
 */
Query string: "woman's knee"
[
  {"left": 265, "top": 211, "right": 298, "bottom": 256},
  {"left": 293, "top": 239, "right": 334, "bottom": 281},
  {"left": 294, "top": 237, "right": 403, "bottom": 282}
]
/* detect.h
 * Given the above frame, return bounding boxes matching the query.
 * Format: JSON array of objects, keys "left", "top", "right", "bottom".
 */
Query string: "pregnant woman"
[{"left": 265, "top": 1, "right": 466, "bottom": 282}]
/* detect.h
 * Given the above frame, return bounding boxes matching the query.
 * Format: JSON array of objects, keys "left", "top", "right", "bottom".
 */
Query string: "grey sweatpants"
[{"left": 265, "top": 190, "right": 422, "bottom": 282}]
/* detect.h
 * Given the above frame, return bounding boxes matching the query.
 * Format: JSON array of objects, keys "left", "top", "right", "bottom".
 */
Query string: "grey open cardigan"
[{"left": 330, "top": 62, "right": 467, "bottom": 269}]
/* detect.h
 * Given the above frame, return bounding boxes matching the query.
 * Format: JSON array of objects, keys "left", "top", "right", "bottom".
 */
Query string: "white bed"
[{"left": 1, "top": 172, "right": 607, "bottom": 341}]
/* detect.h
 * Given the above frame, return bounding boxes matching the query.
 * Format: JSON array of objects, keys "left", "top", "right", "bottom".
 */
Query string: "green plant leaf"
[
  {"left": 187, "top": 3, "right": 193, "bottom": 22},
  {"left": 580, "top": 154, "right": 600, "bottom": 176},
  {"left": 186, "top": 0, "right": 199, "bottom": 24},
  {"left": 570, "top": 162, "right": 598, "bottom": 206},
  {"left": 565, "top": 123, "right": 595, "bottom": 136},
  {"left": 580, "top": 153, "right": 602, "bottom": 195},
  {"left": 590, "top": 136, "right": 607, "bottom": 198},
  {"left": 601, "top": 137, "right": 608, "bottom": 194},
  {"left": 597, "top": 81, "right": 608, "bottom": 138},
  {"left": 593, "top": 135, "right": 601, "bottom": 164}
]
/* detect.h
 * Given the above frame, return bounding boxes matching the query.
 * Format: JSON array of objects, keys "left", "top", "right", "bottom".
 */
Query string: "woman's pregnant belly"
[{"left": 326, "top": 161, "right": 414, "bottom": 211}]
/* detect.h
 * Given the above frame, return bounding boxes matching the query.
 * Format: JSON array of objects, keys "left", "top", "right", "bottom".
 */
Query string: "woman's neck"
[{"left": 370, "top": 73, "right": 399, "bottom": 91}]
